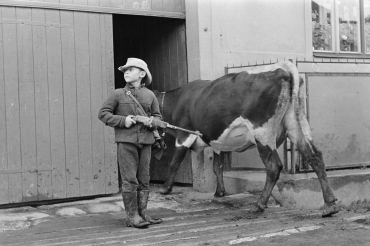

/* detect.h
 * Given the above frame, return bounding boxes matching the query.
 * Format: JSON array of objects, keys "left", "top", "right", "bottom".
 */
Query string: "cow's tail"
[
  {"left": 281, "top": 61, "right": 315, "bottom": 153},
  {"left": 279, "top": 61, "right": 300, "bottom": 109}
]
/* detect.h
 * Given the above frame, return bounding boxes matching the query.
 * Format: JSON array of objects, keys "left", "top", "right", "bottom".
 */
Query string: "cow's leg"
[
  {"left": 213, "top": 153, "right": 226, "bottom": 197},
  {"left": 159, "top": 146, "right": 188, "bottom": 195},
  {"left": 251, "top": 141, "right": 283, "bottom": 213},
  {"left": 296, "top": 139, "right": 339, "bottom": 217},
  {"left": 288, "top": 116, "right": 339, "bottom": 217}
]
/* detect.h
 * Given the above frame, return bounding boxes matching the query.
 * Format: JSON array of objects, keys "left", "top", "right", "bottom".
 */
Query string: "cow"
[{"left": 154, "top": 61, "right": 339, "bottom": 217}]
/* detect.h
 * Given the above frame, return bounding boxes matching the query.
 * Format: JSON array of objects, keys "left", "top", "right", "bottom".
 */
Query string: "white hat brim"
[{"left": 118, "top": 62, "right": 152, "bottom": 86}]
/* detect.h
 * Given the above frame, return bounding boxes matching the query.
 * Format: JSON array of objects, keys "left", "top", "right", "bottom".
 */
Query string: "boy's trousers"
[{"left": 117, "top": 142, "right": 151, "bottom": 192}]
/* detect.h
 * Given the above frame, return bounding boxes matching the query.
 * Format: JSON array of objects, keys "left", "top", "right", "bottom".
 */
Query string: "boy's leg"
[
  {"left": 137, "top": 145, "right": 162, "bottom": 224},
  {"left": 118, "top": 142, "right": 150, "bottom": 228},
  {"left": 118, "top": 142, "right": 139, "bottom": 192},
  {"left": 136, "top": 144, "right": 151, "bottom": 191}
]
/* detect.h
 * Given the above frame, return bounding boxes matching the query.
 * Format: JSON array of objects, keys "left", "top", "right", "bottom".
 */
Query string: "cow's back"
[{"left": 195, "top": 69, "right": 291, "bottom": 142}]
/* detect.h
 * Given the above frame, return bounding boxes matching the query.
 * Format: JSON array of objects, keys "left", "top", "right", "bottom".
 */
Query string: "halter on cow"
[{"left": 155, "top": 61, "right": 339, "bottom": 217}]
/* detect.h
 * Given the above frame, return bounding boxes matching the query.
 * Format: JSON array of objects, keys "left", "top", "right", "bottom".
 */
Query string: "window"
[{"left": 312, "top": 0, "right": 370, "bottom": 55}]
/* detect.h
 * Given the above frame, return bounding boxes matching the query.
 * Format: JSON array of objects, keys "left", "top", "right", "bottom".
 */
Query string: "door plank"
[
  {"left": 32, "top": 7, "right": 53, "bottom": 201},
  {"left": 74, "top": 11, "right": 93, "bottom": 196},
  {"left": 2, "top": 6, "right": 22, "bottom": 203},
  {"left": 0, "top": 7, "right": 7, "bottom": 172},
  {"left": 157, "top": 29, "right": 165, "bottom": 91},
  {"left": 17, "top": 6, "right": 38, "bottom": 202},
  {"left": 89, "top": 12, "right": 105, "bottom": 195},
  {"left": 102, "top": 14, "right": 118, "bottom": 194},
  {"left": 60, "top": 8, "right": 80, "bottom": 198},
  {"left": 98, "top": 14, "right": 109, "bottom": 195},
  {"left": 177, "top": 26, "right": 187, "bottom": 86},
  {"left": 168, "top": 25, "right": 179, "bottom": 90},
  {"left": 46, "top": 8, "right": 67, "bottom": 199},
  {"left": 162, "top": 30, "right": 171, "bottom": 90},
  {"left": 0, "top": 8, "right": 8, "bottom": 204}
]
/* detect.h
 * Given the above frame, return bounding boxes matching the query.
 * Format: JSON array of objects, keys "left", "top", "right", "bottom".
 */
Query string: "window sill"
[{"left": 313, "top": 52, "right": 370, "bottom": 59}]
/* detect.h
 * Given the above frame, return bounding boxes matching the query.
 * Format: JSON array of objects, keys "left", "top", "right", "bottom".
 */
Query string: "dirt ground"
[{"left": 1, "top": 185, "right": 370, "bottom": 246}]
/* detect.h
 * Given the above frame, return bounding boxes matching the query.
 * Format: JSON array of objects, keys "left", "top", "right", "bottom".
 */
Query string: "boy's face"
[{"left": 124, "top": 67, "right": 146, "bottom": 84}]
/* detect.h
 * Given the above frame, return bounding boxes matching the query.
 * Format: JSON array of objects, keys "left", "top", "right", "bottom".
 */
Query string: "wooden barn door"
[{"left": 0, "top": 5, "right": 118, "bottom": 205}]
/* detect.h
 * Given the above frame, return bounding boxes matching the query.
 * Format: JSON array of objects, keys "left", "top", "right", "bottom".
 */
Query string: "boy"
[{"left": 98, "top": 58, "right": 162, "bottom": 228}]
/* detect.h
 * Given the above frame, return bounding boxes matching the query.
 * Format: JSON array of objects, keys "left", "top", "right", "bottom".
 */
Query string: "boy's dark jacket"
[{"left": 98, "top": 84, "right": 162, "bottom": 144}]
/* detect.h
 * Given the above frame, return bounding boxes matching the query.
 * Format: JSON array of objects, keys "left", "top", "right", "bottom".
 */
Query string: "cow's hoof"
[
  {"left": 250, "top": 203, "right": 266, "bottom": 213},
  {"left": 214, "top": 190, "right": 226, "bottom": 197},
  {"left": 159, "top": 186, "right": 172, "bottom": 195},
  {"left": 322, "top": 204, "right": 340, "bottom": 217}
]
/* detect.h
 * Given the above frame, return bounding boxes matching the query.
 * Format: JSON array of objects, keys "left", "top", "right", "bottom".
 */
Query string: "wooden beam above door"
[{"left": 0, "top": 0, "right": 186, "bottom": 19}]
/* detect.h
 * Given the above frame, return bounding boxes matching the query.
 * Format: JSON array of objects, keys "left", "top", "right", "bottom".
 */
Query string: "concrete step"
[{"left": 224, "top": 169, "right": 370, "bottom": 209}]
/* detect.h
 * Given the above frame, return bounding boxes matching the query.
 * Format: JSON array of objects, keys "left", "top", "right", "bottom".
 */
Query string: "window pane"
[
  {"left": 364, "top": 0, "right": 370, "bottom": 53},
  {"left": 312, "top": 0, "right": 334, "bottom": 51},
  {"left": 338, "top": 0, "right": 360, "bottom": 52}
]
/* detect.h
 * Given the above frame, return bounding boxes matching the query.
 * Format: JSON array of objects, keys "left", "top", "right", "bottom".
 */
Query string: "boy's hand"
[
  {"left": 143, "top": 116, "right": 153, "bottom": 128},
  {"left": 125, "top": 115, "right": 136, "bottom": 128}
]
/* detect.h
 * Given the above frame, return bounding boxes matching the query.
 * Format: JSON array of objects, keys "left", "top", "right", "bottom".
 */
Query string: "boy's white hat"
[{"left": 118, "top": 58, "right": 152, "bottom": 86}]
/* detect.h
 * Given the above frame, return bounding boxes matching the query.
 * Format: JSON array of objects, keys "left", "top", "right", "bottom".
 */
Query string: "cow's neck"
[{"left": 156, "top": 88, "right": 180, "bottom": 124}]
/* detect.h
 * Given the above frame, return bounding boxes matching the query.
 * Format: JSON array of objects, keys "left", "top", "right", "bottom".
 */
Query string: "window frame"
[{"left": 313, "top": 0, "right": 370, "bottom": 58}]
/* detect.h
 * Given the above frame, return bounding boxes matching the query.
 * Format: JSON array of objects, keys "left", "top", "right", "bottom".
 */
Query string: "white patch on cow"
[
  {"left": 247, "top": 62, "right": 288, "bottom": 74},
  {"left": 209, "top": 115, "right": 285, "bottom": 152},
  {"left": 175, "top": 134, "right": 198, "bottom": 148},
  {"left": 253, "top": 87, "right": 290, "bottom": 149},
  {"left": 253, "top": 117, "right": 278, "bottom": 149},
  {"left": 212, "top": 148, "right": 221, "bottom": 155},
  {"left": 175, "top": 133, "right": 211, "bottom": 154},
  {"left": 193, "top": 137, "right": 209, "bottom": 153},
  {"left": 209, "top": 116, "right": 256, "bottom": 152}
]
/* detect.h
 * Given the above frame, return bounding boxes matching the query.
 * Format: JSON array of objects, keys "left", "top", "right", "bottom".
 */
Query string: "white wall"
[{"left": 186, "top": 0, "right": 312, "bottom": 80}]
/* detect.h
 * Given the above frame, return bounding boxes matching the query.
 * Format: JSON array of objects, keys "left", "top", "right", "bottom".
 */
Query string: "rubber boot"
[
  {"left": 122, "top": 192, "right": 150, "bottom": 228},
  {"left": 138, "top": 190, "right": 163, "bottom": 224}
]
